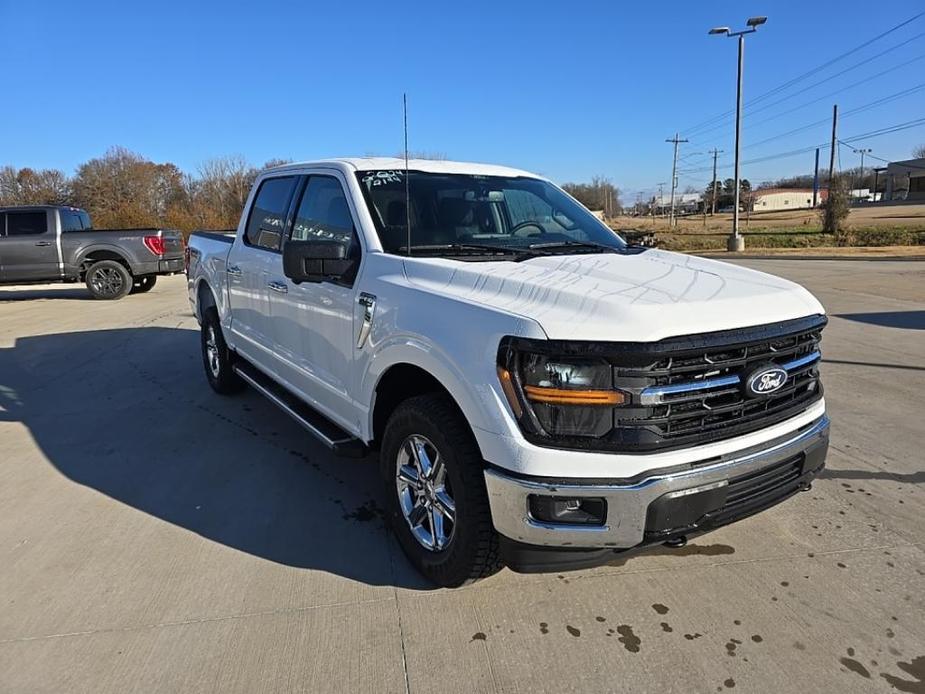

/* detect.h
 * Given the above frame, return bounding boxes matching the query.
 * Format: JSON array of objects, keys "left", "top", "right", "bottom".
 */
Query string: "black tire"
[
  {"left": 381, "top": 394, "right": 502, "bottom": 587},
  {"left": 201, "top": 308, "right": 245, "bottom": 395},
  {"left": 130, "top": 275, "right": 158, "bottom": 294},
  {"left": 85, "top": 260, "right": 132, "bottom": 300}
]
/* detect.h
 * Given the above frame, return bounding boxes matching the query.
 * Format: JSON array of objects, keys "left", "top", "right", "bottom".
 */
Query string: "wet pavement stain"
[
  {"left": 617, "top": 625, "right": 641, "bottom": 653},
  {"left": 342, "top": 500, "right": 384, "bottom": 523},
  {"left": 660, "top": 622, "right": 673, "bottom": 633},
  {"left": 685, "top": 633, "right": 703, "bottom": 641},
  {"left": 470, "top": 632, "right": 486, "bottom": 642},
  {"left": 841, "top": 656, "right": 872, "bottom": 679},
  {"left": 726, "top": 641, "right": 739, "bottom": 657},
  {"left": 724, "top": 678, "right": 736, "bottom": 689},
  {"left": 880, "top": 655, "right": 925, "bottom": 693},
  {"left": 652, "top": 603, "right": 669, "bottom": 615},
  {"left": 566, "top": 625, "right": 581, "bottom": 637},
  {"left": 751, "top": 635, "right": 763, "bottom": 643},
  {"left": 595, "top": 616, "right": 606, "bottom": 623},
  {"left": 539, "top": 622, "right": 549, "bottom": 635}
]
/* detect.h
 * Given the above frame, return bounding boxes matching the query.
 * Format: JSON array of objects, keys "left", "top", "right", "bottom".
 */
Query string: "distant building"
[
  {"left": 751, "top": 188, "right": 826, "bottom": 212},
  {"left": 883, "top": 158, "right": 925, "bottom": 201},
  {"left": 651, "top": 193, "right": 701, "bottom": 215}
]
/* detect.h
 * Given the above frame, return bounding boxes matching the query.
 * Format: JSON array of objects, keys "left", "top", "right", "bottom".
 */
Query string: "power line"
[
  {"left": 682, "top": 84, "right": 925, "bottom": 171},
  {"left": 679, "top": 117, "right": 925, "bottom": 174},
  {"left": 688, "top": 51, "right": 925, "bottom": 142},
  {"left": 683, "top": 11, "right": 925, "bottom": 136}
]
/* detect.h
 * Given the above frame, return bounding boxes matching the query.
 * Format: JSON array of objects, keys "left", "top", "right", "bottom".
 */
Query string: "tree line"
[
  {"left": 1, "top": 147, "right": 625, "bottom": 230},
  {"left": 0, "top": 147, "right": 289, "bottom": 234},
  {"left": 561, "top": 176, "right": 621, "bottom": 217}
]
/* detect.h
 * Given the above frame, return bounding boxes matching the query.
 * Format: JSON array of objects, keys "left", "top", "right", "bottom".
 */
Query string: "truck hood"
[{"left": 403, "top": 249, "right": 824, "bottom": 341}]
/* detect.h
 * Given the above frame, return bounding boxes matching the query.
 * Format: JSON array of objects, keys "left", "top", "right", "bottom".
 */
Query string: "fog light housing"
[{"left": 528, "top": 495, "right": 606, "bottom": 525}]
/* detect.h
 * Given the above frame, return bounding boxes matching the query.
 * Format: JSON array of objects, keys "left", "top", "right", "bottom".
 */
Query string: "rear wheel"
[
  {"left": 381, "top": 394, "right": 502, "bottom": 587},
  {"left": 201, "top": 308, "right": 245, "bottom": 395},
  {"left": 85, "top": 260, "right": 132, "bottom": 300},
  {"left": 130, "top": 275, "right": 157, "bottom": 294}
]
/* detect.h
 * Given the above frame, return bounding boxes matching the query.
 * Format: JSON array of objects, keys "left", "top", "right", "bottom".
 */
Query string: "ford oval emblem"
[{"left": 746, "top": 366, "right": 788, "bottom": 397}]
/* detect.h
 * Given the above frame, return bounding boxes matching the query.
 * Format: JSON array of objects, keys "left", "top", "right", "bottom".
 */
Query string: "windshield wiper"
[
  {"left": 526, "top": 240, "right": 621, "bottom": 253},
  {"left": 397, "top": 243, "right": 538, "bottom": 258}
]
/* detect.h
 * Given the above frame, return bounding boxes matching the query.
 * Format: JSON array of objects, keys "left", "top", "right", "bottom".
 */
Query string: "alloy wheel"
[{"left": 396, "top": 434, "right": 456, "bottom": 551}]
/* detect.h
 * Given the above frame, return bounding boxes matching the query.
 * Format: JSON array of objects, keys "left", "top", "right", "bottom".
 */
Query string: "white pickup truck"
[{"left": 187, "top": 158, "right": 829, "bottom": 587}]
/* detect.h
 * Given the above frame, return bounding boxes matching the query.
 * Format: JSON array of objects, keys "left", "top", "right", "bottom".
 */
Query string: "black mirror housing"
[{"left": 283, "top": 239, "right": 354, "bottom": 283}]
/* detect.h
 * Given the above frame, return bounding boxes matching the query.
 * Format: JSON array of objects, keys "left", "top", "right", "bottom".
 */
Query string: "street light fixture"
[
  {"left": 710, "top": 16, "right": 768, "bottom": 251},
  {"left": 853, "top": 148, "right": 873, "bottom": 199}
]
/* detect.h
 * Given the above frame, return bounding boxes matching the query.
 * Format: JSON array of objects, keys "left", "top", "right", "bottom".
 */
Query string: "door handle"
[
  {"left": 226, "top": 265, "right": 243, "bottom": 276},
  {"left": 267, "top": 281, "right": 288, "bottom": 294},
  {"left": 35, "top": 241, "right": 53, "bottom": 247}
]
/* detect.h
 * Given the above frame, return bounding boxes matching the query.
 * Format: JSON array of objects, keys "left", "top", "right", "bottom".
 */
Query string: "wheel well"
[
  {"left": 80, "top": 250, "right": 130, "bottom": 277},
  {"left": 372, "top": 364, "right": 467, "bottom": 449},
  {"left": 197, "top": 280, "right": 216, "bottom": 319}
]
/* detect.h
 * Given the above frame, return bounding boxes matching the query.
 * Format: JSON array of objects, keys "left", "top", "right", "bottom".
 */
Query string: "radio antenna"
[{"left": 403, "top": 93, "right": 412, "bottom": 257}]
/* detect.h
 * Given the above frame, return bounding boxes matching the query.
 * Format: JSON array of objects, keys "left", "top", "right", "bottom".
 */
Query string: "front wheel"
[
  {"left": 381, "top": 394, "right": 502, "bottom": 587},
  {"left": 85, "top": 260, "right": 132, "bottom": 300}
]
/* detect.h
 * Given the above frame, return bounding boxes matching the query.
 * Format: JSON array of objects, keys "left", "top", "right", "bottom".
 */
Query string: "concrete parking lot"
[{"left": 0, "top": 260, "right": 923, "bottom": 694}]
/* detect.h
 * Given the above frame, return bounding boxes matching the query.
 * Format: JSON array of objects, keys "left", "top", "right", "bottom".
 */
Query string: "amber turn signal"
[
  {"left": 497, "top": 367, "right": 524, "bottom": 417},
  {"left": 523, "top": 386, "right": 626, "bottom": 406}
]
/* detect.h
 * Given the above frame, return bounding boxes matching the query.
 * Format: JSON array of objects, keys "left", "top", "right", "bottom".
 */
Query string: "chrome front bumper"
[{"left": 484, "top": 415, "right": 830, "bottom": 549}]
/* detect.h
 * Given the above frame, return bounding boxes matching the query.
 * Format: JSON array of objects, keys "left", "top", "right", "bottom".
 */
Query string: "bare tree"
[
  {"left": 0, "top": 165, "right": 71, "bottom": 206},
  {"left": 914, "top": 144, "right": 925, "bottom": 159}
]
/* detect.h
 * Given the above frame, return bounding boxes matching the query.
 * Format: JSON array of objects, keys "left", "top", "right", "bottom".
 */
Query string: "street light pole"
[
  {"left": 710, "top": 16, "right": 767, "bottom": 252},
  {"left": 853, "top": 148, "right": 872, "bottom": 198},
  {"left": 732, "top": 33, "right": 745, "bottom": 249}
]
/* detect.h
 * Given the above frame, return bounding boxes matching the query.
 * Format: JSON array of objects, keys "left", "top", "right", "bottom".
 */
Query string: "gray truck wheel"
[
  {"left": 201, "top": 308, "right": 245, "bottom": 395},
  {"left": 85, "top": 260, "right": 132, "bottom": 300},
  {"left": 381, "top": 393, "right": 502, "bottom": 587},
  {"left": 130, "top": 275, "right": 157, "bottom": 294}
]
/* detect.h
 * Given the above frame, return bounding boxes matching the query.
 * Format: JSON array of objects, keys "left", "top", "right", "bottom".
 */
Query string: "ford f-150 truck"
[
  {"left": 187, "top": 158, "right": 829, "bottom": 587},
  {"left": 0, "top": 205, "right": 184, "bottom": 299}
]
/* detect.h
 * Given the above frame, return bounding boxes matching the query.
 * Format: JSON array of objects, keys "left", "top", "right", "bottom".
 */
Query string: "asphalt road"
[{"left": 0, "top": 261, "right": 923, "bottom": 694}]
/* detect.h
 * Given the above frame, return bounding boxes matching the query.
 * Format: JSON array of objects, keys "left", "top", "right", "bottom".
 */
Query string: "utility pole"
[
  {"left": 812, "top": 148, "right": 820, "bottom": 207},
  {"left": 709, "top": 148, "right": 723, "bottom": 215},
  {"left": 666, "top": 133, "right": 688, "bottom": 227},
  {"left": 657, "top": 182, "right": 666, "bottom": 216},
  {"left": 828, "top": 104, "right": 838, "bottom": 186}
]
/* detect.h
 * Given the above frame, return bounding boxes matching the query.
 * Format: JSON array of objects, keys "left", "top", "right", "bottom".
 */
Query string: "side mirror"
[{"left": 283, "top": 239, "right": 354, "bottom": 283}]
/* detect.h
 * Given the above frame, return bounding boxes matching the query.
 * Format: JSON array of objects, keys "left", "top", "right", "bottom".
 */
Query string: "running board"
[{"left": 233, "top": 361, "right": 367, "bottom": 458}]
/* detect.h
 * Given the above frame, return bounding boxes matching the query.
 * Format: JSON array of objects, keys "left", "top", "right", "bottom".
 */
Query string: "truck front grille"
[{"left": 520, "top": 315, "right": 826, "bottom": 453}]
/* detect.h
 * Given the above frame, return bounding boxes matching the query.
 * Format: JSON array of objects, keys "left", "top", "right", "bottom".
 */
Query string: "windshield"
[{"left": 356, "top": 170, "right": 626, "bottom": 258}]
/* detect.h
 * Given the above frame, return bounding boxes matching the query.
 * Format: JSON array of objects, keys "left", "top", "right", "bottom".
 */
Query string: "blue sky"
[{"left": 2, "top": 1, "right": 923, "bottom": 201}]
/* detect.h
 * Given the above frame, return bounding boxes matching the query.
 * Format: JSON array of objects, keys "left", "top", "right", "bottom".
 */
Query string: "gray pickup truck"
[{"left": 0, "top": 205, "right": 185, "bottom": 299}]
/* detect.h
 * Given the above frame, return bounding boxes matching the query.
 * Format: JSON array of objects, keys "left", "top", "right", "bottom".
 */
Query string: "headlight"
[{"left": 498, "top": 339, "right": 627, "bottom": 438}]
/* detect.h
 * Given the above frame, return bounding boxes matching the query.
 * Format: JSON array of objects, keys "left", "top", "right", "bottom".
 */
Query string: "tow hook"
[{"left": 664, "top": 536, "right": 688, "bottom": 548}]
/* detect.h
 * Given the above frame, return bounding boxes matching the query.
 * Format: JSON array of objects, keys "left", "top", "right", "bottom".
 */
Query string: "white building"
[
  {"left": 751, "top": 188, "right": 824, "bottom": 212},
  {"left": 651, "top": 193, "right": 701, "bottom": 215}
]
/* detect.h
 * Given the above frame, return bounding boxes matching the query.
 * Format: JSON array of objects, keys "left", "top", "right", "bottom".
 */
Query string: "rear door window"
[
  {"left": 244, "top": 176, "right": 298, "bottom": 251},
  {"left": 60, "top": 209, "right": 87, "bottom": 232},
  {"left": 6, "top": 211, "right": 48, "bottom": 235}
]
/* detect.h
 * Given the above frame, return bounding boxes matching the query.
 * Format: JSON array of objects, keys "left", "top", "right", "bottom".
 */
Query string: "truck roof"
[
  {"left": 0, "top": 205, "right": 85, "bottom": 212},
  {"left": 266, "top": 157, "right": 543, "bottom": 179}
]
